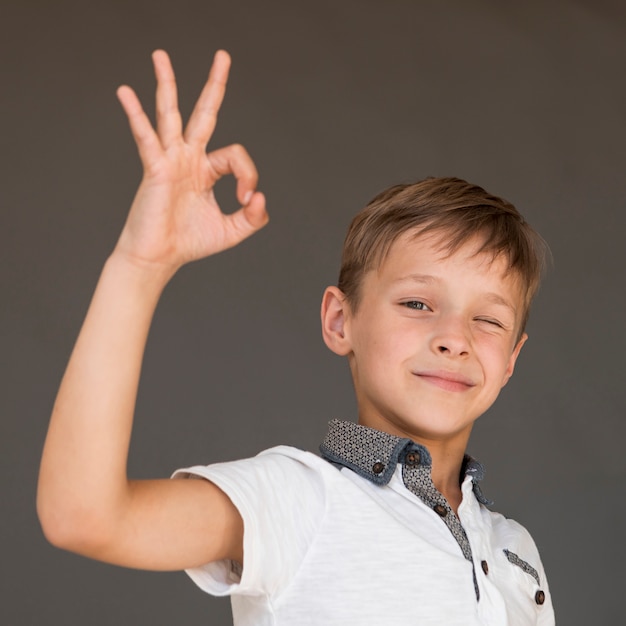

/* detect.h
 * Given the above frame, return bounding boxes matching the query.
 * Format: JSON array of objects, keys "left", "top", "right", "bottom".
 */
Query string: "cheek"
[
  {"left": 353, "top": 327, "right": 407, "bottom": 370},
  {"left": 477, "top": 340, "right": 513, "bottom": 376}
]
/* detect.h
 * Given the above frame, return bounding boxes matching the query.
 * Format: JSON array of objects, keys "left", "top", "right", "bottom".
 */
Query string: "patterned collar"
[{"left": 319, "top": 419, "right": 491, "bottom": 506}]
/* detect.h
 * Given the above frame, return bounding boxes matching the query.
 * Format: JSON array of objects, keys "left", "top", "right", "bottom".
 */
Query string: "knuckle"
[{"left": 230, "top": 143, "right": 248, "bottom": 158}]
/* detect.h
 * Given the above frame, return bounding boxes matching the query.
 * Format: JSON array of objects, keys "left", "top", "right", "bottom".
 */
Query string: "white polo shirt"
[{"left": 173, "top": 420, "right": 554, "bottom": 625}]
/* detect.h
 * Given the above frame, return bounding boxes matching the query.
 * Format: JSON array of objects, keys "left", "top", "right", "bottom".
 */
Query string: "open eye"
[{"left": 403, "top": 300, "right": 431, "bottom": 311}]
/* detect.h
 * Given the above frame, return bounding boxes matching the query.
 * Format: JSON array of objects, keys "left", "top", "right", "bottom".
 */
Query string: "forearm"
[
  {"left": 37, "top": 50, "right": 261, "bottom": 567},
  {"left": 37, "top": 251, "right": 174, "bottom": 549}
]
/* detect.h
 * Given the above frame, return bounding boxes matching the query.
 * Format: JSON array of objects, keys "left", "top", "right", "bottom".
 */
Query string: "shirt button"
[
  {"left": 405, "top": 452, "right": 421, "bottom": 467},
  {"left": 433, "top": 504, "right": 448, "bottom": 517},
  {"left": 535, "top": 590, "right": 546, "bottom": 605},
  {"left": 372, "top": 462, "right": 385, "bottom": 474},
  {"left": 481, "top": 560, "right": 489, "bottom": 575}
]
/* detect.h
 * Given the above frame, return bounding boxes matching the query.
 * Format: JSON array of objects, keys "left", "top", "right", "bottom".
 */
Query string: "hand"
[{"left": 114, "top": 50, "right": 267, "bottom": 273}]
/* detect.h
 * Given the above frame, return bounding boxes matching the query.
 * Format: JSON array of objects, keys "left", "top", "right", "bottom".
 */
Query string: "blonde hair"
[{"left": 338, "top": 177, "right": 549, "bottom": 333}]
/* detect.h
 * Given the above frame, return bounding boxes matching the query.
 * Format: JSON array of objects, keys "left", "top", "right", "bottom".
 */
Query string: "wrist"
[{"left": 105, "top": 248, "right": 179, "bottom": 293}]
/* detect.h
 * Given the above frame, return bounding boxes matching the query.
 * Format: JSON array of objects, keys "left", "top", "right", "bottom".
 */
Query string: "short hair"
[{"left": 337, "top": 177, "right": 549, "bottom": 334}]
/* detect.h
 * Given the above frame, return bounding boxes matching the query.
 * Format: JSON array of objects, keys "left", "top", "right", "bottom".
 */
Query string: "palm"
[{"left": 115, "top": 50, "right": 267, "bottom": 270}]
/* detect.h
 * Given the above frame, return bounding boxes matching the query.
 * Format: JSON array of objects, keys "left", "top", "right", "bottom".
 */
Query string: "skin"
[
  {"left": 37, "top": 49, "right": 526, "bottom": 573},
  {"left": 321, "top": 232, "right": 527, "bottom": 512},
  {"left": 37, "top": 50, "right": 263, "bottom": 570}
]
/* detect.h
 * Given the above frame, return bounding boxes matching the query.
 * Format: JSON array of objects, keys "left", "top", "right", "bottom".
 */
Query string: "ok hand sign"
[{"left": 115, "top": 50, "right": 267, "bottom": 273}]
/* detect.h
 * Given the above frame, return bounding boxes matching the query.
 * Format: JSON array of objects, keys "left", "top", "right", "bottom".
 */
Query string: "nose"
[{"left": 430, "top": 315, "right": 471, "bottom": 357}]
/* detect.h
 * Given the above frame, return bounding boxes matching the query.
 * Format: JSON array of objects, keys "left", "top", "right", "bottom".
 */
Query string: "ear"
[
  {"left": 320, "top": 286, "right": 352, "bottom": 356},
  {"left": 501, "top": 332, "right": 528, "bottom": 387}
]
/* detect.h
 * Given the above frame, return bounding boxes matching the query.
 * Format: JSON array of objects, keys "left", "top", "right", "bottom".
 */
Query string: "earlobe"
[
  {"left": 320, "top": 286, "right": 352, "bottom": 356},
  {"left": 501, "top": 332, "right": 528, "bottom": 387}
]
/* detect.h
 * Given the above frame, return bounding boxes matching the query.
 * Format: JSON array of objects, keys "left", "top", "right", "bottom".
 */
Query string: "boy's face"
[{"left": 323, "top": 230, "right": 527, "bottom": 445}]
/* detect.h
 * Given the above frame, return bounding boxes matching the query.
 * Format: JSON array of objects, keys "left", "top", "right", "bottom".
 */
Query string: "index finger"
[{"left": 183, "top": 50, "right": 231, "bottom": 147}]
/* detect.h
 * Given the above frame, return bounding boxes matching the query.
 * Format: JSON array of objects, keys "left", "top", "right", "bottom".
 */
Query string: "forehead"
[{"left": 372, "top": 229, "right": 524, "bottom": 301}]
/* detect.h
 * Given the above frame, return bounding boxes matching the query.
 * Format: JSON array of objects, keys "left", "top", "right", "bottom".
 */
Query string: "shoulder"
[
  {"left": 173, "top": 446, "right": 336, "bottom": 517},
  {"left": 174, "top": 445, "right": 335, "bottom": 485},
  {"left": 258, "top": 444, "right": 338, "bottom": 469},
  {"left": 484, "top": 508, "right": 543, "bottom": 556}
]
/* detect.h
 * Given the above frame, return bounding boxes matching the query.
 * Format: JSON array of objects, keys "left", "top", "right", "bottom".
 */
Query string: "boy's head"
[
  {"left": 321, "top": 177, "right": 549, "bottom": 441},
  {"left": 337, "top": 177, "right": 548, "bottom": 336}
]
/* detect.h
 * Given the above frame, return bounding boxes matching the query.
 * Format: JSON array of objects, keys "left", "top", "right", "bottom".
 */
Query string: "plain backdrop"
[{"left": 2, "top": 1, "right": 625, "bottom": 624}]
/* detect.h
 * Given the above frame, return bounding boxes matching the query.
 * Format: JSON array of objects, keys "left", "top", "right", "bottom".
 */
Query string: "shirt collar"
[{"left": 319, "top": 419, "right": 491, "bottom": 505}]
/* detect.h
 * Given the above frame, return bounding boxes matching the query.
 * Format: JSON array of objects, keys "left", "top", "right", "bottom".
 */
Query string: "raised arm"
[{"left": 37, "top": 50, "right": 265, "bottom": 570}]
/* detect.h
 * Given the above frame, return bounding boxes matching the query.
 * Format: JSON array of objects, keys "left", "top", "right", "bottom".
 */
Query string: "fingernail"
[{"left": 243, "top": 190, "right": 253, "bottom": 205}]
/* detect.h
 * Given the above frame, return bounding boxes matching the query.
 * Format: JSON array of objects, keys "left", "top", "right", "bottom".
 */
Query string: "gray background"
[{"left": 2, "top": 0, "right": 625, "bottom": 623}]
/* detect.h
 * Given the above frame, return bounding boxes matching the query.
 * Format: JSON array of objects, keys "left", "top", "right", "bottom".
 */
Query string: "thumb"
[{"left": 223, "top": 191, "right": 268, "bottom": 247}]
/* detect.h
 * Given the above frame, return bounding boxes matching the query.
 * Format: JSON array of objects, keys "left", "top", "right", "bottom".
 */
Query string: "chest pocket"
[{"left": 502, "top": 549, "right": 547, "bottom": 608}]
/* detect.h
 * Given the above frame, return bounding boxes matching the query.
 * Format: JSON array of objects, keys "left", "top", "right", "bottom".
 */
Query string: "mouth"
[{"left": 413, "top": 370, "right": 476, "bottom": 392}]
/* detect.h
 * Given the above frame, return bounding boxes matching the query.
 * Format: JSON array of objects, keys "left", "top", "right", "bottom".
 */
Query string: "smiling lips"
[{"left": 414, "top": 370, "right": 476, "bottom": 392}]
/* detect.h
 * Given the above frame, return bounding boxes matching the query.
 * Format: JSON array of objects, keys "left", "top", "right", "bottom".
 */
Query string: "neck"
[
  {"left": 424, "top": 439, "right": 468, "bottom": 514},
  {"left": 357, "top": 415, "right": 472, "bottom": 515}
]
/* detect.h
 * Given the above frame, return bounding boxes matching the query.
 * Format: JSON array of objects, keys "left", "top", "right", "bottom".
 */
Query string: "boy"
[{"left": 37, "top": 50, "right": 554, "bottom": 625}]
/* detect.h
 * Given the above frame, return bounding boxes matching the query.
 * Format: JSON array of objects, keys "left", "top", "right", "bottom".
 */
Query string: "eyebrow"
[
  {"left": 394, "top": 274, "right": 517, "bottom": 313},
  {"left": 481, "top": 293, "right": 517, "bottom": 313},
  {"left": 393, "top": 273, "right": 437, "bottom": 285}
]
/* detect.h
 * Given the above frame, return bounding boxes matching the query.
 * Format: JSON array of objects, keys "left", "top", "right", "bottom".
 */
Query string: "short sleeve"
[{"left": 172, "top": 446, "right": 327, "bottom": 598}]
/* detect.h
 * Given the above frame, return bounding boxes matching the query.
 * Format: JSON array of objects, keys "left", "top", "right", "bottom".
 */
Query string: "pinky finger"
[{"left": 116, "top": 85, "right": 162, "bottom": 168}]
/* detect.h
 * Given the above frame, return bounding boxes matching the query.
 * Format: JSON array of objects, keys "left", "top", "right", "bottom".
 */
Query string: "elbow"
[
  {"left": 37, "top": 503, "right": 79, "bottom": 551},
  {"left": 36, "top": 490, "right": 113, "bottom": 555}
]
